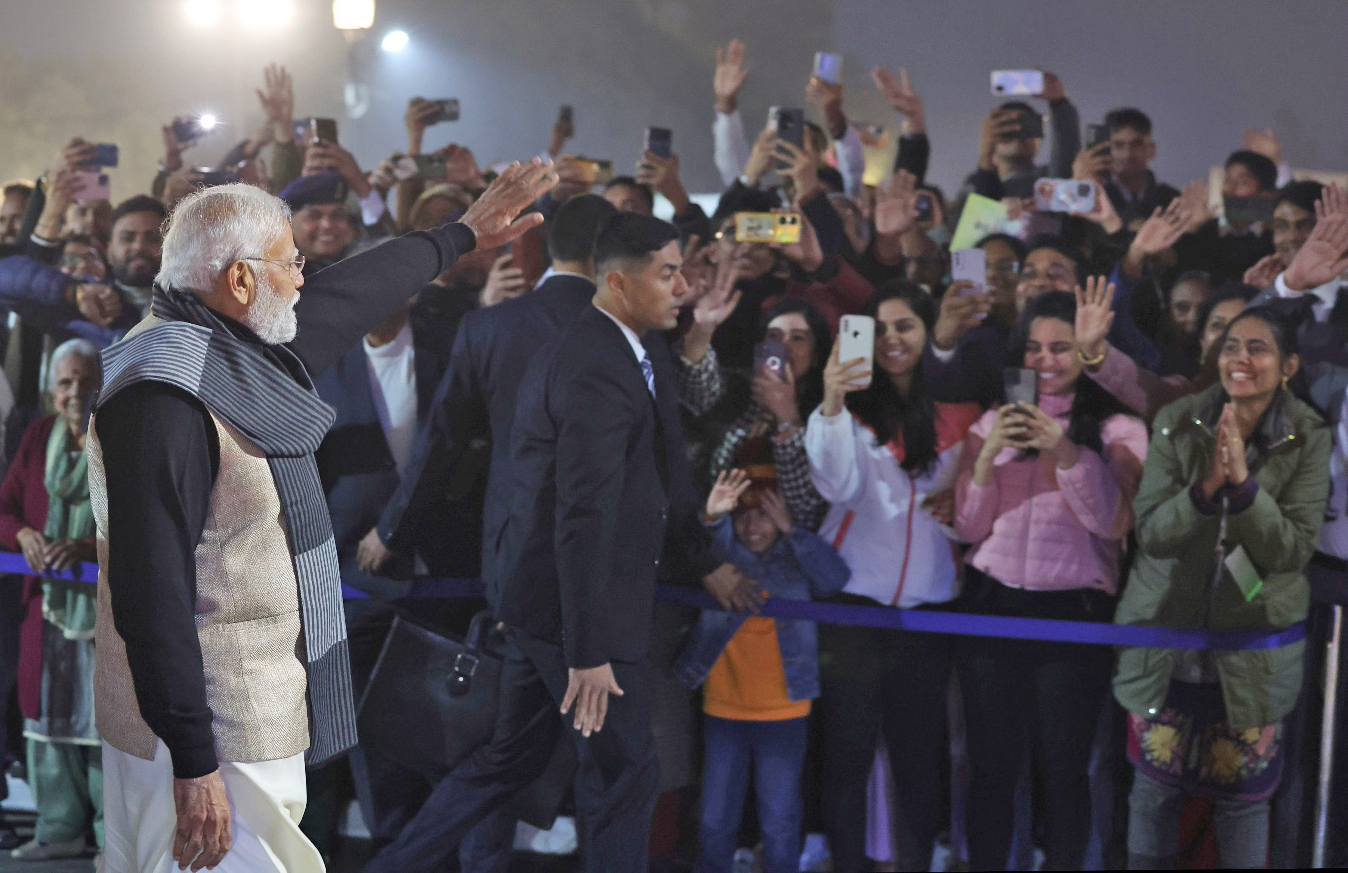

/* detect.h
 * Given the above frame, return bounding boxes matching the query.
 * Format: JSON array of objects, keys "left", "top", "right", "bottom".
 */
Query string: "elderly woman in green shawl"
[{"left": 0, "top": 338, "right": 103, "bottom": 862}]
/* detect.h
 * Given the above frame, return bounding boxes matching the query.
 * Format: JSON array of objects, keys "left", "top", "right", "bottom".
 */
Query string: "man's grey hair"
[
  {"left": 157, "top": 183, "right": 293, "bottom": 294},
  {"left": 48, "top": 338, "right": 101, "bottom": 385}
]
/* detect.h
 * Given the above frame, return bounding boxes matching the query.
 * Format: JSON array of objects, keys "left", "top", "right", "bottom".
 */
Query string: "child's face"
[{"left": 733, "top": 504, "right": 780, "bottom": 555}]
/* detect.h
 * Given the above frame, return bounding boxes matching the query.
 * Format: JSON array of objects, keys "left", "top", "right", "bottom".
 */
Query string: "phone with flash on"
[
  {"left": 298, "top": 117, "right": 338, "bottom": 144},
  {"left": 951, "top": 248, "right": 987, "bottom": 298},
  {"left": 837, "top": 315, "right": 875, "bottom": 389},
  {"left": 734, "top": 213, "right": 802, "bottom": 245},
  {"left": 754, "top": 340, "right": 790, "bottom": 381},
  {"left": 1003, "top": 367, "right": 1038, "bottom": 408}
]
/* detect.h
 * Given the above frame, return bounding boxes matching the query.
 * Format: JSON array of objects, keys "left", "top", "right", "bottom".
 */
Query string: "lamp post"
[{"left": 332, "top": 0, "right": 375, "bottom": 118}]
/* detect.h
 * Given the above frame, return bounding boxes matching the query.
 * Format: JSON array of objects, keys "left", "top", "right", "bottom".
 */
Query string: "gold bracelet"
[{"left": 1078, "top": 347, "right": 1107, "bottom": 367}]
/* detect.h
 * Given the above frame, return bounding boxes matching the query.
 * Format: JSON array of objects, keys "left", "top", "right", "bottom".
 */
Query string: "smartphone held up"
[{"left": 734, "top": 213, "right": 802, "bottom": 245}]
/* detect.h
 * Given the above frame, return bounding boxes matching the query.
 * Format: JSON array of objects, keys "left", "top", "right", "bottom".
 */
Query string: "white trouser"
[{"left": 100, "top": 739, "right": 324, "bottom": 873}]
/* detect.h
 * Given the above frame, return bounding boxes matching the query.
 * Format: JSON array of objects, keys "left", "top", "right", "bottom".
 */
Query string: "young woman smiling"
[
  {"left": 1113, "top": 306, "right": 1331, "bottom": 869},
  {"left": 952, "top": 290, "right": 1148, "bottom": 871},
  {"left": 805, "top": 281, "right": 980, "bottom": 872}
]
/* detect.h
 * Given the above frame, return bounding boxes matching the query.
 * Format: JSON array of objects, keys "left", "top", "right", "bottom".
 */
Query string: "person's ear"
[
  {"left": 1283, "top": 352, "right": 1301, "bottom": 382},
  {"left": 1145, "top": 139, "right": 1157, "bottom": 163},
  {"left": 224, "top": 260, "right": 256, "bottom": 307}
]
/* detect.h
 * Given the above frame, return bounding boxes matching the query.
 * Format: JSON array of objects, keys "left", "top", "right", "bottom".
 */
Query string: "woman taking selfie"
[
  {"left": 1114, "top": 306, "right": 1330, "bottom": 869},
  {"left": 806, "top": 280, "right": 980, "bottom": 872},
  {"left": 953, "top": 289, "right": 1147, "bottom": 871}
]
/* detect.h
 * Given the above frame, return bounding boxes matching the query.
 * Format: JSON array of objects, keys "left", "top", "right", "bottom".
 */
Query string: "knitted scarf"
[
  {"left": 96, "top": 286, "right": 356, "bottom": 766},
  {"left": 42, "top": 419, "right": 96, "bottom": 639}
]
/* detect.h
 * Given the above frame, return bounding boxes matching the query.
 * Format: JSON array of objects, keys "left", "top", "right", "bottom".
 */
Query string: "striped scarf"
[{"left": 96, "top": 286, "right": 356, "bottom": 766}]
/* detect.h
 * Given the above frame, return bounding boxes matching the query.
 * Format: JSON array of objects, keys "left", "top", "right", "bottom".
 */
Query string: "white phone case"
[
  {"left": 838, "top": 315, "right": 875, "bottom": 387},
  {"left": 951, "top": 248, "right": 987, "bottom": 296}
]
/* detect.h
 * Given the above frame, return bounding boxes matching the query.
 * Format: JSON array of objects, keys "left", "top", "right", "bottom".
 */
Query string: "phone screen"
[
  {"left": 754, "top": 340, "right": 790, "bottom": 381},
  {"left": 1003, "top": 367, "right": 1038, "bottom": 407},
  {"left": 813, "top": 52, "right": 842, "bottom": 84},
  {"left": 312, "top": 118, "right": 339, "bottom": 144}
]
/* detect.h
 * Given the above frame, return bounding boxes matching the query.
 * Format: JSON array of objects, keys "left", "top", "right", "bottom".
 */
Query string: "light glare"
[
  {"left": 332, "top": 0, "right": 375, "bottom": 30},
  {"left": 199, "top": 114, "right": 218, "bottom": 130},
  {"left": 236, "top": 0, "right": 293, "bottom": 27},
  {"left": 381, "top": 30, "right": 409, "bottom": 52},
  {"left": 184, "top": 0, "right": 222, "bottom": 26}
]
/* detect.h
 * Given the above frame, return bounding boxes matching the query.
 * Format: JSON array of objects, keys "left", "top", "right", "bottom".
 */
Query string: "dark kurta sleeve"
[
  {"left": 95, "top": 382, "right": 220, "bottom": 779},
  {"left": 289, "top": 223, "right": 476, "bottom": 376}
]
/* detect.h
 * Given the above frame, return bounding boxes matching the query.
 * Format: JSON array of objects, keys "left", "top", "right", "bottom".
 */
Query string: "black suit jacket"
[
  {"left": 376, "top": 273, "right": 598, "bottom": 603},
  {"left": 496, "top": 305, "right": 721, "bottom": 668}
]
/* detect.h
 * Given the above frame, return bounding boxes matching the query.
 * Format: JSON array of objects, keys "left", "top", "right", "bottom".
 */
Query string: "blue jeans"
[{"left": 695, "top": 714, "right": 808, "bottom": 873}]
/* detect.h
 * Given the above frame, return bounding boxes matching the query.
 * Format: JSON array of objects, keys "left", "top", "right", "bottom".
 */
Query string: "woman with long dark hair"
[
  {"left": 1116, "top": 306, "right": 1329, "bottom": 868},
  {"left": 710, "top": 298, "right": 833, "bottom": 530},
  {"left": 806, "top": 280, "right": 980, "bottom": 871},
  {"left": 953, "top": 290, "right": 1148, "bottom": 870}
]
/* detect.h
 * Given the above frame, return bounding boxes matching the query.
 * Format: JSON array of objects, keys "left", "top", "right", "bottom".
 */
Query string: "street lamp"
[
  {"left": 381, "top": 30, "right": 408, "bottom": 53},
  {"left": 332, "top": 0, "right": 375, "bottom": 31},
  {"left": 184, "top": 0, "right": 223, "bottom": 26}
]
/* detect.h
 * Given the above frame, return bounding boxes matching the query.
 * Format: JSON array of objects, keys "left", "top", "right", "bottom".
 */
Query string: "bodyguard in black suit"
[
  {"left": 364, "top": 215, "right": 756, "bottom": 872},
  {"left": 366, "top": 195, "right": 619, "bottom": 605}
]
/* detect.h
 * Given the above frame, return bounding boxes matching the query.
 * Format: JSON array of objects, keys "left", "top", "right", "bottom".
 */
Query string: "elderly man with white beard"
[{"left": 84, "top": 161, "right": 556, "bottom": 873}]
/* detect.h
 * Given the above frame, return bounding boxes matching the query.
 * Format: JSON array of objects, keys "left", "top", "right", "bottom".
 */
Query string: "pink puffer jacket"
[{"left": 954, "top": 403, "right": 1148, "bottom": 594}]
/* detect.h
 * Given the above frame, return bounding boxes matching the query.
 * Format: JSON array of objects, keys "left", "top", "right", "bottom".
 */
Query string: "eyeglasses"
[{"left": 243, "top": 255, "right": 306, "bottom": 276}]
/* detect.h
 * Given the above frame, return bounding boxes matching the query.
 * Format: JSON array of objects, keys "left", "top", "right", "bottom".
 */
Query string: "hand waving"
[
  {"left": 706, "top": 469, "right": 751, "bottom": 520},
  {"left": 458, "top": 159, "right": 558, "bottom": 250},
  {"left": 871, "top": 66, "right": 924, "bottom": 133},
  {"left": 1074, "top": 276, "right": 1115, "bottom": 363},
  {"left": 714, "top": 39, "right": 749, "bottom": 114}
]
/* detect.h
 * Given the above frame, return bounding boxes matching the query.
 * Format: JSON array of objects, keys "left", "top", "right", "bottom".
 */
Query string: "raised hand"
[
  {"left": 1176, "top": 179, "right": 1216, "bottom": 234},
  {"left": 706, "top": 469, "right": 751, "bottom": 520},
  {"left": 932, "top": 282, "right": 989, "bottom": 351},
  {"left": 479, "top": 253, "right": 528, "bottom": 307},
  {"left": 772, "top": 208, "right": 824, "bottom": 271},
  {"left": 1080, "top": 181, "right": 1123, "bottom": 234},
  {"left": 1283, "top": 210, "right": 1348, "bottom": 291},
  {"left": 458, "top": 159, "right": 558, "bottom": 250},
  {"left": 303, "top": 140, "right": 372, "bottom": 197},
  {"left": 871, "top": 66, "right": 924, "bottom": 134},
  {"left": 979, "top": 107, "right": 1022, "bottom": 171},
  {"left": 752, "top": 358, "right": 799, "bottom": 426},
  {"left": 774, "top": 139, "right": 821, "bottom": 204},
  {"left": 1122, "top": 202, "right": 1188, "bottom": 275},
  {"left": 741, "top": 126, "right": 778, "bottom": 186},
  {"left": 1072, "top": 143, "right": 1110, "bottom": 183},
  {"left": 636, "top": 150, "right": 690, "bottom": 212},
  {"left": 759, "top": 488, "right": 794, "bottom": 535},
  {"left": 821, "top": 339, "right": 872, "bottom": 415},
  {"left": 1242, "top": 254, "right": 1285, "bottom": 289},
  {"left": 256, "top": 63, "right": 294, "bottom": 143},
  {"left": 1037, "top": 69, "right": 1066, "bottom": 103},
  {"left": 714, "top": 38, "right": 749, "bottom": 115},
  {"left": 404, "top": 97, "right": 442, "bottom": 155},
  {"left": 873, "top": 169, "right": 919, "bottom": 239},
  {"left": 1074, "top": 276, "right": 1115, "bottom": 363},
  {"left": 1317, "top": 181, "right": 1348, "bottom": 220}
]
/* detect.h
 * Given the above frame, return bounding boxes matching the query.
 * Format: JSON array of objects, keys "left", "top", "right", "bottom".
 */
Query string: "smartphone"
[
  {"left": 754, "top": 340, "right": 790, "bottom": 381},
  {"left": 414, "top": 154, "right": 447, "bottom": 181},
  {"left": 1033, "top": 178, "right": 1096, "bottom": 214},
  {"left": 1003, "top": 367, "right": 1038, "bottom": 407},
  {"left": 589, "top": 159, "right": 614, "bottom": 186},
  {"left": 776, "top": 107, "right": 805, "bottom": 150},
  {"left": 767, "top": 105, "right": 780, "bottom": 130},
  {"left": 1086, "top": 122, "right": 1110, "bottom": 149},
  {"left": 837, "top": 315, "right": 875, "bottom": 388},
  {"left": 391, "top": 155, "right": 418, "bottom": 181},
  {"left": 172, "top": 118, "right": 211, "bottom": 144},
  {"left": 914, "top": 191, "right": 934, "bottom": 223},
  {"left": 557, "top": 105, "right": 575, "bottom": 138},
  {"left": 426, "top": 99, "right": 460, "bottom": 124},
  {"left": 813, "top": 51, "right": 843, "bottom": 85},
  {"left": 1223, "top": 195, "right": 1275, "bottom": 226},
  {"left": 951, "top": 248, "right": 987, "bottom": 297},
  {"left": 991, "top": 69, "right": 1044, "bottom": 96},
  {"left": 734, "top": 212, "right": 802, "bottom": 245},
  {"left": 1014, "top": 109, "right": 1044, "bottom": 140},
  {"left": 86, "top": 144, "right": 119, "bottom": 168},
  {"left": 71, "top": 170, "right": 110, "bottom": 203},
  {"left": 305, "top": 117, "right": 339, "bottom": 144},
  {"left": 644, "top": 126, "right": 672, "bottom": 159}
]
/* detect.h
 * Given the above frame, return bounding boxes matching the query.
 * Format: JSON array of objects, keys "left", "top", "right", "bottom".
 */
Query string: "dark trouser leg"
[
  {"left": 958, "top": 635, "right": 1033, "bottom": 871},
  {"left": 818, "top": 625, "right": 884, "bottom": 873},
  {"left": 363, "top": 630, "right": 563, "bottom": 873},
  {"left": 877, "top": 632, "right": 953, "bottom": 872},
  {"left": 1030, "top": 642, "right": 1111, "bottom": 870},
  {"left": 693, "top": 715, "right": 753, "bottom": 873},
  {"left": 751, "top": 717, "right": 809, "bottom": 873}
]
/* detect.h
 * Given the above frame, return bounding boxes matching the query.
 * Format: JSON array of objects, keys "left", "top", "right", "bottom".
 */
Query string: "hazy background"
[{"left": 2, "top": 0, "right": 1346, "bottom": 200}]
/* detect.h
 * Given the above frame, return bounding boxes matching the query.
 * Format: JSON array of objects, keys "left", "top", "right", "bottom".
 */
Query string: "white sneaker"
[
  {"left": 11, "top": 835, "right": 86, "bottom": 860},
  {"left": 799, "top": 831, "right": 833, "bottom": 871}
]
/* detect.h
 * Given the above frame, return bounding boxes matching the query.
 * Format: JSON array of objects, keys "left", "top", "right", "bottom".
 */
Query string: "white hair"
[
  {"left": 157, "top": 183, "right": 292, "bottom": 294},
  {"left": 48, "top": 338, "right": 101, "bottom": 385}
]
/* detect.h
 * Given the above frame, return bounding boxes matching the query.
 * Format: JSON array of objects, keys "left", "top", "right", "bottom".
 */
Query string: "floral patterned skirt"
[{"left": 1126, "top": 680, "right": 1283, "bottom": 802}]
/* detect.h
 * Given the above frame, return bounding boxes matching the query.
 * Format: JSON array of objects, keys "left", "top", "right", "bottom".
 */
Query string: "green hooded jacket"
[{"left": 1113, "top": 383, "right": 1330, "bottom": 729}]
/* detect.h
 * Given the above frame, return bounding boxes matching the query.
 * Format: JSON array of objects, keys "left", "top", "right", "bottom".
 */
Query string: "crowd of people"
[{"left": 0, "top": 34, "right": 1346, "bottom": 873}]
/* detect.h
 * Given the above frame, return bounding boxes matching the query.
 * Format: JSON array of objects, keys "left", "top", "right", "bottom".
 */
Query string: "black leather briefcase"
[{"left": 357, "top": 611, "right": 576, "bottom": 829}]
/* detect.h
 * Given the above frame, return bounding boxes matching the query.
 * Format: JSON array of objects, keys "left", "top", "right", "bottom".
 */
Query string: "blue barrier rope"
[{"left": 12, "top": 551, "right": 1303, "bottom": 651}]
